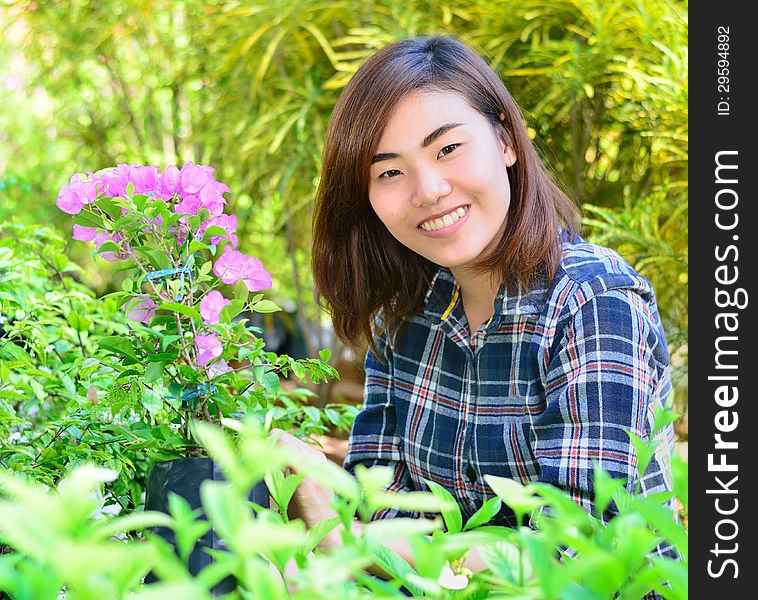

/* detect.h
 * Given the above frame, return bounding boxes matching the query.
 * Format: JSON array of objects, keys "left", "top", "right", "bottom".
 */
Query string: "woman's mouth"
[{"left": 418, "top": 205, "right": 469, "bottom": 232}]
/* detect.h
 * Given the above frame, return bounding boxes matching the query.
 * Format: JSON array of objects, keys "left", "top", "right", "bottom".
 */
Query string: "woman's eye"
[
  {"left": 437, "top": 143, "right": 460, "bottom": 158},
  {"left": 379, "top": 169, "right": 402, "bottom": 179}
]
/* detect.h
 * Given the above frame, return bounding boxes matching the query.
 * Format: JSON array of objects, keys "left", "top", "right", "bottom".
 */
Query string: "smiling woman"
[{"left": 302, "top": 35, "right": 678, "bottom": 599}]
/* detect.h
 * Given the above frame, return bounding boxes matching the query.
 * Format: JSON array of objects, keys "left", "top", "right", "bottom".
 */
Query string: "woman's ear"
[{"left": 503, "top": 145, "right": 517, "bottom": 168}]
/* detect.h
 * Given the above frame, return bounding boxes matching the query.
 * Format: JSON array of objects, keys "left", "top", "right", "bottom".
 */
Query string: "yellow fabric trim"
[
  {"left": 440, "top": 284, "right": 460, "bottom": 320},
  {"left": 484, "top": 314, "right": 494, "bottom": 328}
]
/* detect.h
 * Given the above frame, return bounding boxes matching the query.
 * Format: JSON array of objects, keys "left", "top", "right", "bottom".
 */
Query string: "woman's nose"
[{"left": 411, "top": 170, "right": 452, "bottom": 207}]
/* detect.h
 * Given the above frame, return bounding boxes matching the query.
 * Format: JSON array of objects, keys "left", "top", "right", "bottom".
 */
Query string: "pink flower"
[
  {"left": 159, "top": 165, "right": 180, "bottom": 193},
  {"left": 173, "top": 193, "right": 201, "bottom": 216},
  {"left": 56, "top": 174, "right": 100, "bottom": 214},
  {"left": 198, "top": 214, "right": 238, "bottom": 247},
  {"left": 129, "top": 165, "right": 159, "bottom": 195},
  {"left": 198, "top": 180, "right": 230, "bottom": 216},
  {"left": 180, "top": 161, "right": 213, "bottom": 195},
  {"left": 213, "top": 247, "right": 249, "bottom": 285},
  {"left": 200, "top": 290, "right": 231, "bottom": 325},
  {"left": 72, "top": 224, "right": 98, "bottom": 242},
  {"left": 213, "top": 247, "right": 272, "bottom": 292},
  {"left": 207, "top": 358, "right": 231, "bottom": 379},
  {"left": 127, "top": 296, "right": 158, "bottom": 324},
  {"left": 95, "top": 168, "right": 128, "bottom": 198},
  {"left": 196, "top": 334, "right": 223, "bottom": 367},
  {"left": 56, "top": 185, "right": 83, "bottom": 214},
  {"left": 241, "top": 256, "right": 272, "bottom": 292}
]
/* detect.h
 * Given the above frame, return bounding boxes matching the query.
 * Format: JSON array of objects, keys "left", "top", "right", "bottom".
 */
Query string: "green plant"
[
  {"left": 53, "top": 162, "right": 341, "bottom": 457},
  {"left": 0, "top": 411, "right": 687, "bottom": 599}
]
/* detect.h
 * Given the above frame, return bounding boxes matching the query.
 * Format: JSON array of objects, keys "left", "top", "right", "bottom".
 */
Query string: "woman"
[{"left": 276, "top": 34, "right": 675, "bottom": 582}]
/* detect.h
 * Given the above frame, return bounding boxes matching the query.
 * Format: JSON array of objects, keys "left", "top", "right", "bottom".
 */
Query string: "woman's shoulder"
[{"left": 547, "top": 236, "right": 658, "bottom": 317}]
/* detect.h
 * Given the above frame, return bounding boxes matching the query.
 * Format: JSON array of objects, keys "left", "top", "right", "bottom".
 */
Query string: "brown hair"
[{"left": 312, "top": 35, "right": 580, "bottom": 353}]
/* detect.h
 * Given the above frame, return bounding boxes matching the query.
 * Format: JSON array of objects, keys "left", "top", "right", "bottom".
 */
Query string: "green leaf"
[
  {"left": 463, "top": 496, "right": 502, "bottom": 530},
  {"left": 369, "top": 544, "right": 427, "bottom": 597},
  {"left": 145, "top": 362, "right": 164, "bottom": 384},
  {"left": 424, "top": 479, "right": 462, "bottom": 533},
  {"left": 95, "top": 196, "right": 123, "bottom": 220},
  {"left": 60, "top": 372, "right": 76, "bottom": 398},
  {"left": 363, "top": 517, "right": 441, "bottom": 545},
  {"left": 302, "top": 405, "right": 320, "bottom": 424},
  {"left": 158, "top": 303, "right": 201, "bottom": 321},
  {"left": 98, "top": 336, "right": 140, "bottom": 361},
  {"left": 66, "top": 311, "right": 91, "bottom": 332},
  {"left": 302, "top": 516, "right": 340, "bottom": 554},
  {"left": 72, "top": 210, "right": 104, "bottom": 229},
  {"left": 264, "top": 468, "right": 304, "bottom": 518},
  {"left": 96, "top": 240, "right": 122, "bottom": 254},
  {"left": 234, "top": 279, "right": 248, "bottom": 301},
  {"left": 318, "top": 348, "right": 331, "bottom": 363},
  {"left": 167, "top": 493, "right": 211, "bottom": 564},
  {"left": 141, "top": 389, "right": 164, "bottom": 415},
  {"left": 251, "top": 299, "right": 281, "bottom": 314},
  {"left": 201, "top": 225, "right": 230, "bottom": 241},
  {"left": 483, "top": 475, "right": 544, "bottom": 525},
  {"left": 160, "top": 335, "right": 182, "bottom": 352},
  {"left": 593, "top": 465, "right": 626, "bottom": 517},
  {"left": 628, "top": 432, "right": 659, "bottom": 487}
]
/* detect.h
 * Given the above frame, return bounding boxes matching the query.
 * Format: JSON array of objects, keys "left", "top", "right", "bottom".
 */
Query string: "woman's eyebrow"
[{"left": 371, "top": 122, "right": 464, "bottom": 164}]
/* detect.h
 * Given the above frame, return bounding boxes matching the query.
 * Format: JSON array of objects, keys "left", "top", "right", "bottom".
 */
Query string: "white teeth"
[{"left": 420, "top": 206, "right": 468, "bottom": 231}]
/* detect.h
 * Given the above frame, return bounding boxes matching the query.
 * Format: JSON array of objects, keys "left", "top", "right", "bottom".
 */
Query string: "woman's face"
[{"left": 368, "top": 90, "right": 516, "bottom": 273}]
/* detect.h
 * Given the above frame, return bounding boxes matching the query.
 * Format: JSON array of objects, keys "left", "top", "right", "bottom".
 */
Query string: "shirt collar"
[{"left": 423, "top": 267, "right": 548, "bottom": 324}]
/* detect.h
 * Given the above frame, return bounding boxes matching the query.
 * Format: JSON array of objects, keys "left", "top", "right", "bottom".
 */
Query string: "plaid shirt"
[{"left": 344, "top": 237, "right": 676, "bottom": 581}]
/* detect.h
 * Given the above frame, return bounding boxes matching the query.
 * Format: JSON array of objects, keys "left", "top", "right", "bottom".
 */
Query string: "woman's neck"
[{"left": 451, "top": 267, "right": 501, "bottom": 333}]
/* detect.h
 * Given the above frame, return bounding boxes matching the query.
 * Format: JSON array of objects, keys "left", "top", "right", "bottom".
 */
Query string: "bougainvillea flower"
[
  {"left": 241, "top": 256, "right": 272, "bottom": 292},
  {"left": 71, "top": 178, "right": 99, "bottom": 205},
  {"left": 199, "top": 290, "right": 231, "bottom": 325},
  {"left": 127, "top": 296, "right": 158, "bottom": 324},
  {"left": 158, "top": 164, "right": 181, "bottom": 198},
  {"left": 196, "top": 334, "right": 223, "bottom": 367},
  {"left": 179, "top": 161, "right": 213, "bottom": 195},
  {"left": 56, "top": 185, "right": 84, "bottom": 214},
  {"left": 173, "top": 193, "right": 201, "bottom": 216},
  {"left": 213, "top": 247, "right": 272, "bottom": 292},
  {"left": 213, "top": 247, "right": 249, "bottom": 285},
  {"left": 129, "top": 165, "right": 159, "bottom": 195},
  {"left": 207, "top": 358, "right": 232, "bottom": 379},
  {"left": 72, "top": 224, "right": 98, "bottom": 242},
  {"left": 95, "top": 167, "right": 128, "bottom": 198},
  {"left": 199, "top": 180, "right": 230, "bottom": 216},
  {"left": 198, "top": 214, "right": 238, "bottom": 247}
]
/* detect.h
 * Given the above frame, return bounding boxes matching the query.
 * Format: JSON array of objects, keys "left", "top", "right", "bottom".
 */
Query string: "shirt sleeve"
[
  {"left": 342, "top": 327, "right": 419, "bottom": 520},
  {"left": 534, "top": 288, "right": 674, "bottom": 520}
]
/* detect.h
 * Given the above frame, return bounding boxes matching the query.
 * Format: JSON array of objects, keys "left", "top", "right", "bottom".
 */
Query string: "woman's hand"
[{"left": 269, "top": 428, "right": 340, "bottom": 537}]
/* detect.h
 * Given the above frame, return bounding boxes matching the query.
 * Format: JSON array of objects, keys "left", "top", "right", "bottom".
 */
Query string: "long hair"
[{"left": 312, "top": 36, "right": 580, "bottom": 354}]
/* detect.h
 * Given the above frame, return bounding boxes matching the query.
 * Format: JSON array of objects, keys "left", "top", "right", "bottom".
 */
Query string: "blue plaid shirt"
[{"left": 344, "top": 237, "right": 675, "bottom": 534}]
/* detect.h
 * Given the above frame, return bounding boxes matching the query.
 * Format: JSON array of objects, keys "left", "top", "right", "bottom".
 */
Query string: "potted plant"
[{"left": 54, "top": 162, "right": 339, "bottom": 592}]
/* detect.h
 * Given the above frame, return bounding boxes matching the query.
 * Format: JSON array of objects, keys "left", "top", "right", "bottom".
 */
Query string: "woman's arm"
[
  {"left": 273, "top": 429, "right": 488, "bottom": 580},
  {"left": 535, "top": 288, "right": 674, "bottom": 521}
]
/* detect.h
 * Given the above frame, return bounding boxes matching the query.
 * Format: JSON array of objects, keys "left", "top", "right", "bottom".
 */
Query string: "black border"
[{"left": 690, "top": 2, "right": 755, "bottom": 594}]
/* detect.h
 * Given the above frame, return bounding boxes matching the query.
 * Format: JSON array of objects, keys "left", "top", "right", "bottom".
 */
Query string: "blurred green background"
[{"left": 0, "top": 0, "right": 688, "bottom": 429}]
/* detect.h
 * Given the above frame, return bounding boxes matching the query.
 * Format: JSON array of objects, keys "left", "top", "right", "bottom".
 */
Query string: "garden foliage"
[
  {"left": 0, "top": 417, "right": 687, "bottom": 599},
  {"left": 1, "top": 0, "right": 688, "bottom": 412}
]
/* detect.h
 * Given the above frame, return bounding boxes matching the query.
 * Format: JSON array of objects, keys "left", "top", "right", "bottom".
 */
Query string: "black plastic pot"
[{"left": 144, "top": 457, "right": 269, "bottom": 595}]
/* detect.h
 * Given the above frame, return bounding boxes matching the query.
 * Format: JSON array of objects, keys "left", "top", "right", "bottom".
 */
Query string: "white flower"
[
  {"left": 45, "top": 344, "right": 55, "bottom": 354},
  {"left": 10, "top": 431, "right": 22, "bottom": 442},
  {"left": 437, "top": 564, "right": 470, "bottom": 590}
]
